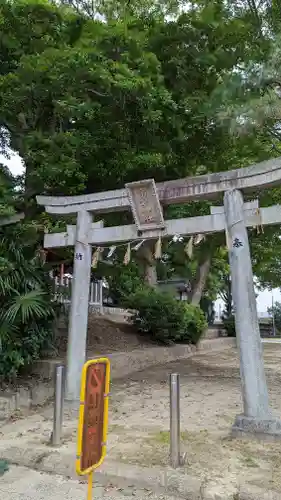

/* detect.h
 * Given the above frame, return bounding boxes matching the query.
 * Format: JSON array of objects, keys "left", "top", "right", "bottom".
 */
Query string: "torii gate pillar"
[
  {"left": 224, "top": 189, "right": 281, "bottom": 438},
  {"left": 66, "top": 210, "right": 93, "bottom": 401}
]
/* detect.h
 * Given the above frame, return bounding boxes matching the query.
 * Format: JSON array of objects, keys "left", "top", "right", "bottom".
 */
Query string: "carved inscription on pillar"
[{"left": 125, "top": 179, "right": 165, "bottom": 232}]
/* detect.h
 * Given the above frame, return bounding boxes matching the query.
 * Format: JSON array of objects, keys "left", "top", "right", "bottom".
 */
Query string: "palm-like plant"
[{"left": 0, "top": 232, "right": 56, "bottom": 381}]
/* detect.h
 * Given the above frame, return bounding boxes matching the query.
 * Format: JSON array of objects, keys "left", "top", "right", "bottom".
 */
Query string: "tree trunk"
[
  {"left": 138, "top": 242, "right": 157, "bottom": 287},
  {"left": 190, "top": 256, "right": 211, "bottom": 306},
  {"left": 23, "top": 160, "right": 38, "bottom": 218},
  {"left": 144, "top": 262, "right": 158, "bottom": 287}
]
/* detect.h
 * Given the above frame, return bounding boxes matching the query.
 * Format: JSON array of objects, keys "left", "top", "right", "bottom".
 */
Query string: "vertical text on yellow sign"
[{"left": 76, "top": 357, "right": 110, "bottom": 476}]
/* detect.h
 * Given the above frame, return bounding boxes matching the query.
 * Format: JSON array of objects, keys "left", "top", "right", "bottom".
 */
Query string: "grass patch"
[
  {"left": 152, "top": 429, "right": 209, "bottom": 444},
  {"left": 240, "top": 456, "right": 259, "bottom": 468},
  {"left": 108, "top": 424, "right": 127, "bottom": 433},
  {"left": 153, "top": 431, "right": 170, "bottom": 444}
]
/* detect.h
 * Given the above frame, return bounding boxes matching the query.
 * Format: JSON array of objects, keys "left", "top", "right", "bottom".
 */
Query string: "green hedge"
[{"left": 125, "top": 288, "right": 207, "bottom": 345}]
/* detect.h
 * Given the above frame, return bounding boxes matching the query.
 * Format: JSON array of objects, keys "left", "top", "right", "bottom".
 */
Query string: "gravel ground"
[
  {"left": 2, "top": 343, "right": 281, "bottom": 496},
  {"left": 102, "top": 344, "right": 281, "bottom": 494},
  {"left": 0, "top": 466, "right": 180, "bottom": 500}
]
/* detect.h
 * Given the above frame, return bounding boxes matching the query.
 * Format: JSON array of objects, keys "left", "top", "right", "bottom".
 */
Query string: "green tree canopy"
[{"left": 1, "top": 0, "right": 281, "bottom": 298}]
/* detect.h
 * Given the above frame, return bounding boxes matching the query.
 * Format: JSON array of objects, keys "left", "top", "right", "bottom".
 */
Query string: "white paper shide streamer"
[
  {"left": 185, "top": 236, "right": 194, "bottom": 259},
  {"left": 107, "top": 246, "right": 116, "bottom": 259}
]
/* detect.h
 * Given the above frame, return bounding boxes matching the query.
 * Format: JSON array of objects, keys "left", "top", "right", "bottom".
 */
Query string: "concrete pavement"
[{"left": 0, "top": 466, "right": 180, "bottom": 500}]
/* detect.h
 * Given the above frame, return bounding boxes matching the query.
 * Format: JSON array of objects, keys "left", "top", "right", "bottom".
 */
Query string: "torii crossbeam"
[{"left": 38, "top": 157, "right": 281, "bottom": 214}]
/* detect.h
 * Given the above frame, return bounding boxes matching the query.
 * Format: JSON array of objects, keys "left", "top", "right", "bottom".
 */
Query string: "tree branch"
[{"left": 87, "top": 88, "right": 109, "bottom": 97}]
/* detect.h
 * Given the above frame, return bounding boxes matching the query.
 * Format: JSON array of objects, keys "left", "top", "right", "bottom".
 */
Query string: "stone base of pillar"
[{"left": 232, "top": 415, "right": 281, "bottom": 441}]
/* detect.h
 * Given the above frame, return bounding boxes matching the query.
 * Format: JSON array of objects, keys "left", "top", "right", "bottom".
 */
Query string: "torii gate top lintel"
[{"left": 36, "top": 157, "right": 281, "bottom": 216}]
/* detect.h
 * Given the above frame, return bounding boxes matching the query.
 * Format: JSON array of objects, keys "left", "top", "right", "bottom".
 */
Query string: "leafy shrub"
[
  {"left": 222, "top": 314, "right": 236, "bottom": 337},
  {"left": 105, "top": 262, "right": 144, "bottom": 306},
  {"left": 0, "top": 236, "right": 57, "bottom": 381},
  {"left": 181, "top": 301, "right": 208, "bottom": 344},
  {"left": 125, "top": 288, "right": 207, "bottom": 345}
]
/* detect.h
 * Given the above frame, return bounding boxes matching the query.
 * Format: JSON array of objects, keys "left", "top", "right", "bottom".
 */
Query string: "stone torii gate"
[{"left": 37, "top": 157, "right": 281, "bottom": 439}]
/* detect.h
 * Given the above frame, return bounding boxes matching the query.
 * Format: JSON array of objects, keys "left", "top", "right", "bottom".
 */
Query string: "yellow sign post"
[{"left": 76, "top": 357, "right": 110, "bottom": 500}]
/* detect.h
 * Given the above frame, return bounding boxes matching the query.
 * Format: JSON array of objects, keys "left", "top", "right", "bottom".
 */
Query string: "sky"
[
  {"left": 0, "top": 151, "right": 24, "bottom": 176},
  {"left": 1, "top": 151, "right": 280, "bottom": 314},
  {"left": 215, "top": 288, "right": 280, "bottom": 318}
]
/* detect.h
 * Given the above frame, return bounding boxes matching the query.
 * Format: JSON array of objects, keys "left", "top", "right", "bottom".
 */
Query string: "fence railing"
[{"left": 52, "top": 276, "right": 103, "bottom": 309}]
